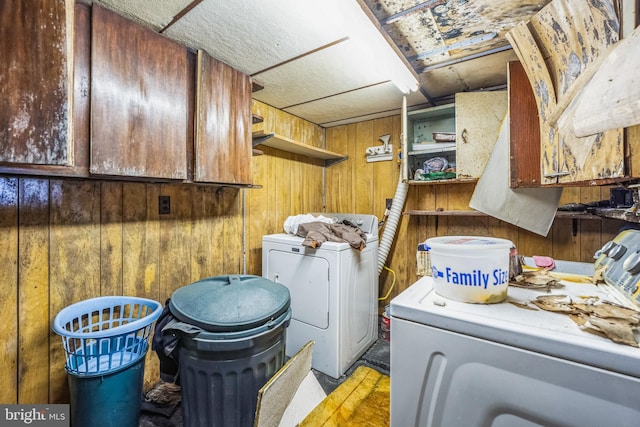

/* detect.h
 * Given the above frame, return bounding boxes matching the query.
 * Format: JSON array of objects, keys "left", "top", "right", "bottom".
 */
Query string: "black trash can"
[{"left": 167, "top": 274, "right": 291, "bottom": 427}]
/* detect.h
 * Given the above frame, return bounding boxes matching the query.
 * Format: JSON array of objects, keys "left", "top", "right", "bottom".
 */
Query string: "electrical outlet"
[{"left": 159, "top": 196, "right": 170, "bottom": 215}]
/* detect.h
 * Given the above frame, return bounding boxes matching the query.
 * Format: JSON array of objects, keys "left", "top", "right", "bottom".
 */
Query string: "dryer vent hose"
[{"left": 377, "top": 173, "right": 408, "bottom": 276}]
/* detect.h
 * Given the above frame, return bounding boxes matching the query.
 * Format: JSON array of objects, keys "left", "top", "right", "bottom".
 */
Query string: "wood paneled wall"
[
  {"left": 246, "top": 101, "right": 327, "bottom": 274},
  {"left": 0, "top": 101, "right": 326, "bottom": 404},
  {"left": 0, "top": 102, "right": 629, "bottom": 404},
  {"left": 0, "top": 178, "right": 244, "bottom": 403},
  {"left": 325, "top": 114, "right": 628, "bottom": 309}
]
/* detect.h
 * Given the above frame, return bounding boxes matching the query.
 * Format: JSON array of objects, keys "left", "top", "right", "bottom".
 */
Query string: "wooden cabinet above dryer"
[
  {"left": 0, "top": 0, "right": 73, "bottom": 167},
  {"left": 194, "top": 50, "right": 253, "bottom": 185},
  {"left": 90, "top": 5, "right": 190, "bottom": 180},
  {"left": 506, "top": 0, "right": 626, "bottom": 186}
]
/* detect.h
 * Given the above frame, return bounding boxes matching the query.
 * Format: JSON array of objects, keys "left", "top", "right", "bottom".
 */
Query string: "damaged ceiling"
[{"left": 88, "top": 0, "right": 551, "bottom": 127}]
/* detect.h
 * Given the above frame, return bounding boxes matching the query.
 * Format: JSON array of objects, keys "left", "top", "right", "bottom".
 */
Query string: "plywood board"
[
  {"left": 255, "top": 341, "right": 319, "bottom": 427},
  {"left": 300, "top": 365, "right": 390, "bottom": 427}
]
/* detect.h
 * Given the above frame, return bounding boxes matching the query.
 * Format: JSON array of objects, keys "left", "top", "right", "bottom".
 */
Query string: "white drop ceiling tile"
[
  {"left": 322, "top": 110, "right": 402, "bottom": 128},
  {"left": 163, "top": 0, "right": 352, "bottom": 75},
  {"left": 94, "top": 0, "right": 192, "bottom": 30},
  {"left": 284, "top": 82, "right": 426, "bottom": 126},
  {"left": 321, "top": 90, "right": 430, "bottom": 127},
  {"left": 251, "top": 39, "right": 403, "bottom": 109}
]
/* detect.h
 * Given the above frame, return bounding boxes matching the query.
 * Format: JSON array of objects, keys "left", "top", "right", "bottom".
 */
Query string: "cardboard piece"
[
  {"left": 470, "top": 113, "right": 563, "bottom": 237},
  {"left": 254, "top": 341, "right": 326, "bottom": 427}
]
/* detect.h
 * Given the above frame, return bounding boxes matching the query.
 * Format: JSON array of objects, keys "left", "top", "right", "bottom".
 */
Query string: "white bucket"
[{"left": 426, "top": 236, "right": 514, "bottom": 304}]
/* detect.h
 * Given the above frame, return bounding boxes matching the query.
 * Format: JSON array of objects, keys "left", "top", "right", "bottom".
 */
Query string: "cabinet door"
[
  {"left": 551, "top": 107, "right": 624, "bottom": 185},
  {"left": 507, "top": 0, "right": 624, "bottom": 185},
  {"left": 0, "top": 0, "right": 72, "bottom": 165},
  {"left": 194, "top": 50, "right": 253, "bottom": 185},
  {"left": 90, "top": 5, "right": 188, "bottom": 180},
  {"left": 508, "top": 61, "right": 541, "bottom": 188},
  {"left": 455, "top": 91, "right": 507, "bottom": 179}
]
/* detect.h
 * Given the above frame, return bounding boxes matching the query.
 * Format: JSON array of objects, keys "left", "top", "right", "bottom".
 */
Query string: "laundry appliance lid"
[
  {"left": 390, "top": 276, "right": 640, "bottom": 378},
  {"left": 169, "top": 274, "right": 290, "bottom": 333}
]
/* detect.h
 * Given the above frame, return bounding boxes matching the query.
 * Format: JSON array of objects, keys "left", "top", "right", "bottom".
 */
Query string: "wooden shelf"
[
  {"left": 252, "top": 130, "right": 347, "bottom": 166},
  {"left": 406, "top": 178, "right": 478, "bottom": 185},
  {"left": 593, "top": 208, "right": 640, "bottom": 223},
  {"left": 404, "top": 210, "right": 602, "bottom": 220}
]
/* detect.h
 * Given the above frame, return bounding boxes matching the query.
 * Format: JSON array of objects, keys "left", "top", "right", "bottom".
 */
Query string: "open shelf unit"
[{"left": 252, "top": 129, "right": 347, "bottom": 166}]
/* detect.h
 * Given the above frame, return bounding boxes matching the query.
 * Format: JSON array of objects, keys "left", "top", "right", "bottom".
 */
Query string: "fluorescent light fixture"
[
  {"left": 346, "top": 1, "right": 419, "bottom": 94},
  {"left": 321, "top": 0, "right": 419, "bottom": 94}
]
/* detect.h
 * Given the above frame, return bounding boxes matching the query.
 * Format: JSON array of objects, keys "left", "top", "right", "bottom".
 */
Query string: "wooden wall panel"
[
  {"left": 248, "top": 101, "right": 326, "bottom": 276},
  {"left": 222, "top": 188, "right": 243, "bottom": 274},
  {"left": 49, "top": 180, "right": 101, "bottom": 403},
  {"left": 326, "top": 126, "right": 351, "bottom": 213},
  {"left": 18, "top": 179, "right": 50, "bottom": 404},
  {"left": 245, "top": 151, "right": 274, "bottom": 275},
  {"left": 123, "top": 183, "right": 160, "bottom": 300},
  {"left": 0, "top": 177, "right": 18, "bottom": 404},
  {"left": 101, "top": 182, "right": 124, "bottom": 295},
  {"left": 159, "top": 185, "right": 192, "bottom": 302},
  {"left": 191, "top": 187, "right": 223, "bottom": 281},
  {"left": 323, "top": 114, "right": 627, "bottom": 312},
  {"left": 355, "top": 122, "right": 374, "bottom": 212},
  {"left": 0, "top": 176, "right": 263, "bottom": 402}
]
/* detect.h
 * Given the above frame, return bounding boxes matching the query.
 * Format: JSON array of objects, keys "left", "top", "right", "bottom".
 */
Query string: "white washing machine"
[
  {"left": 262, "top": 213, "right": 378, "bottom": 379},
  {"left": 390, "top": 231, "right": 640, "bottom": 427}
]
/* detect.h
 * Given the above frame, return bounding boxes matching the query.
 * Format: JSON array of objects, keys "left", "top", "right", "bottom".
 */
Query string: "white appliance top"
[
  {"left": 391, "top": 276, "right": 640, "bottom": 378},
  {"left": 315, "top": 213, "right": 379, "bottom": 238},
  {"left": 262, "top": 233, "right": 361, "bottom": 251},
  {"left": 263, "top": 213, "right": 378, "bottom": 251}
]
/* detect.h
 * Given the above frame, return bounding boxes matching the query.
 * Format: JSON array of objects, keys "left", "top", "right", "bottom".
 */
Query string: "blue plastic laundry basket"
[
  {"left": 53, "top": 296, "right": 162, "bottom": 376},
  {"left": 53, "top": 296, "right": 162, "bottom": 427}
]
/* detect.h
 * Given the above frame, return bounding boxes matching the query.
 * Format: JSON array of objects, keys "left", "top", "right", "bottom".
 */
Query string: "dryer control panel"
[{"left": 321, "top": 213, "right": 379, "bottom": 237}]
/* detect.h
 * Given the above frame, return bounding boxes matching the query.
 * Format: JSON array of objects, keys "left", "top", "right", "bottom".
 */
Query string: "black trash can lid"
[{"left": 168, "top": 275, "right": 290, "bottom": 333}]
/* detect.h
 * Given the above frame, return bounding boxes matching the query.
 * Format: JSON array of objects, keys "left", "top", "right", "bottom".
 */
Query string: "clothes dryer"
[{"left": 262, "top": 214, "right": 378, "bottom": 378}]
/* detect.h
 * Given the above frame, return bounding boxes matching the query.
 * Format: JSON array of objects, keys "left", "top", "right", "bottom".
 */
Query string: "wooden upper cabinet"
[
  {"left": 90, "top": 5, "right": 189, "bottom": 180},
  {"left": 0, "top": 0, "right": 73, "bottom": 165},
  {"left": 508, "top": 61, "right": 542, "bottom": 188},
  {"left": 194, "top": 50, "right": 253, "bottom": 185},
  {"left": 507, "top": 0, "right": 625, "bottom": 186}
]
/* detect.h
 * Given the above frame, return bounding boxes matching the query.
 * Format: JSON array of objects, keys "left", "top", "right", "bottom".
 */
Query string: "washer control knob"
[
  {"left": 598, "top": 240, "right": 617, "bottom": 256},
  {"left": 356, "top": 219, "right": 364, "bottom": 225},
  {"left": 623, "top": 251, "right": 640, "bottom": 274},
  {"left": 609, "top": 244, "right": 627, "bottom": 260}
]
